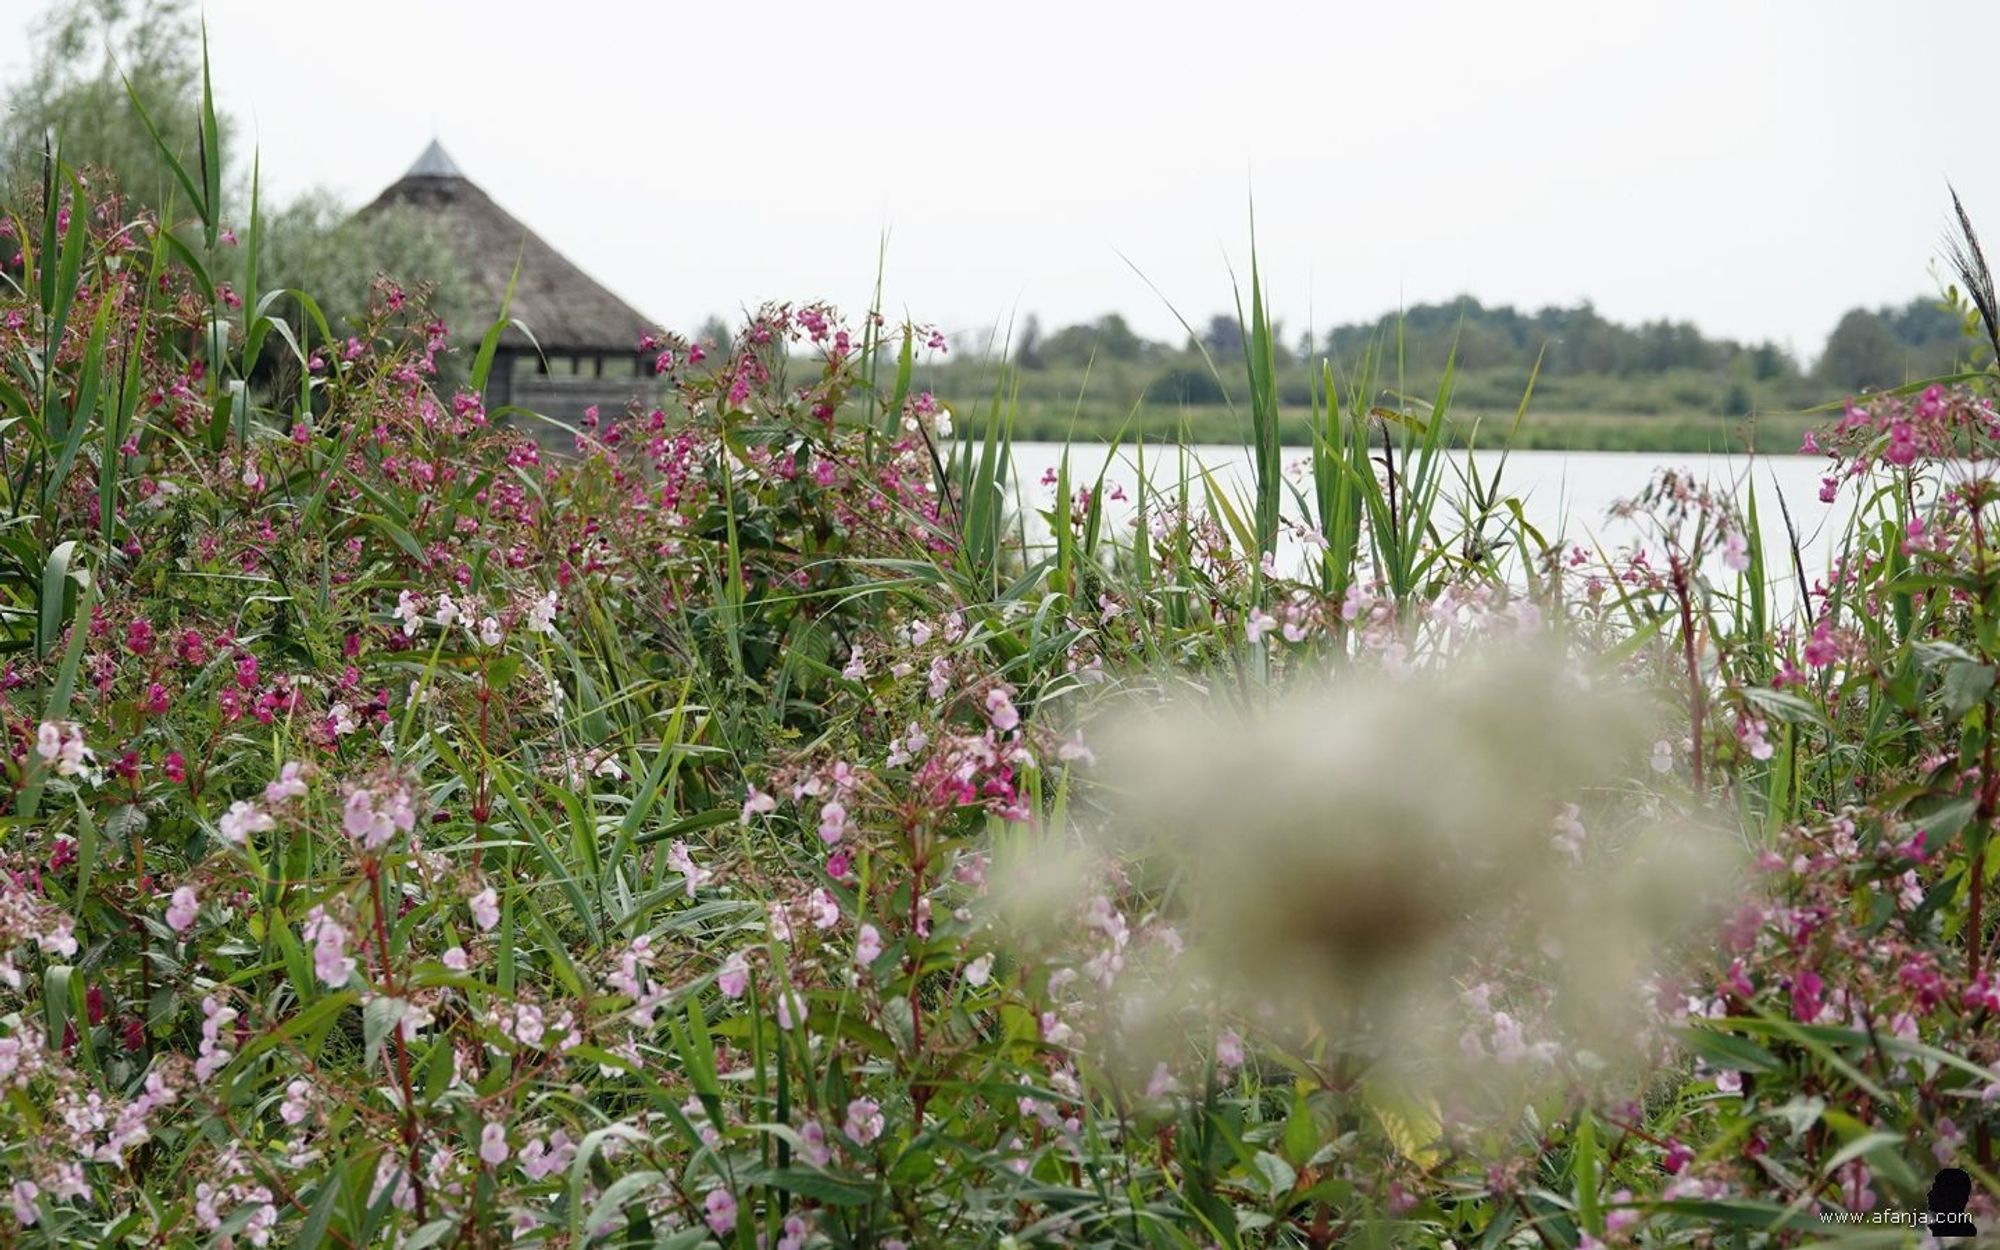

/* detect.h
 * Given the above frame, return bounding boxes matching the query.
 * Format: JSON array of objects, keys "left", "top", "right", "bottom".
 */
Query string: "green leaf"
[
  {"left": 362, "top": 997, "right": 408, "bottom": 1067},
  {"left": 1941, "top": 659, "right": 1996, "bottom": 724},
  {"left": 1251, "top": 1151, "right": 1297, "bottom": 1202},
  {"left": 293, "top": 1173, "right": 344, "bottom": 1250},
  {"left": 755, "top": 1168, "right": 875, "bottom": 1207},
  {"left": 583, "top": 1170, "right": 665, "bottom": 1234}
]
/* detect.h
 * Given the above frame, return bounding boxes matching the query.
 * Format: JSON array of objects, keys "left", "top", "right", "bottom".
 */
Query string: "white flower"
[
  {"left": 525, "top": 590, "right": 559, "bottom": 635},
  {"left": 434, "top": 593, "right": 461, "bottom": 630},
  {"left": 478, "top": 616, "right": 503, "bottom": 647},
  {"left": 394, "top": 590, "right": 423, "bottom": 636},
  {"left": 964, "top": 953, "right": 994, "bottom": 986}
]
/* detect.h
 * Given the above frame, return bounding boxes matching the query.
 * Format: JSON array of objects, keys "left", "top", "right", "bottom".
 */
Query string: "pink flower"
[
  {"left": 1721, "top": 529, "right": 1750, "bottom": 573},
  {"left": 1736, "top": 714, "right": 1774, "bottom": 761},
  {"left": 844, "top": 1097, "right": 884, "bottom": 1145},
  {"left": 818, "top": 800, "right": 849, "bottom": 845},
  {"left": 856, "top": 924, "right": 883, "bottom": 966},
  {"left": 479, "top": 1121, "right": 509, "bottom": 1166},
  {"left": 469, "top": 888, "right": 500, "bottom": 931},
  {"left": 166, "top": 886, "right": 199, "bottom": 933},
  {"left": 984, "top": 687, "right": 1020, "bottom": 732},
  {"left": 718, "top": 951, "right": 749, "bottom": 999},
  {"left": 703, "top": 1189, "right": 737, "bottom": 1235},
  {"left": 302, "top": 908, "right": 355, "bottom": 988},
  {"left": 807, "top": 888, "right": 840, "bottom": 930},
  {"left": 279, "top": 1080, "right": 312, "bottom": 1125},
  {"left": 798, "top": 1120, "right": 831, "bottom": 1166},
  {"left": 343, "top": 790, "right": 388, "bottom": 848},
  {"left": 1791, "top": 969, "right": 1825, "bottom": 1022},
  {"left": 264, "top": 761, "right": 308, "bottom": 804},
  {"left": 218, "top": 800, "right": 273, "bottom": 847},
  {"left": 665, "top": 841, "right": 712, "bottom": 895},
  {"left": 1246, "top": 607, "right": 1277, "bottom": 644},
  {"left": 1217, "top": 1029, "right": 1246, "bottom": 1070},
  {"left": 740, "top": 784, "right": 777, "bottom": 823}
]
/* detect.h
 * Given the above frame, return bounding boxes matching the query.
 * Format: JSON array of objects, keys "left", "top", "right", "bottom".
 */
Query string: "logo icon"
[{"left": 1927, "top": 1167, "right": 1978, "bottom": 1239}]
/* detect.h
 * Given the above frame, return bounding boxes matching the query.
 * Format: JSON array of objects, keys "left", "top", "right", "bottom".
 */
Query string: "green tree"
[
  {"left": 1, "top": 0, "right": 225, "bottom": 216},
  {"left": 1036, "top": 313, "right": 1154, "bottom": 367},
  {"left": 258, "top": 190, "right": 482, "bottom": 349},
  {"left": 1816, "top": 308, "right": 1906, "bottom": 391}
]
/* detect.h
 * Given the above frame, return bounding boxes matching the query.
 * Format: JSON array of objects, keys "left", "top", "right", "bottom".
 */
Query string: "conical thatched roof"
[{"left": 361, "top": 142, "right": 654, "bottom": 355}]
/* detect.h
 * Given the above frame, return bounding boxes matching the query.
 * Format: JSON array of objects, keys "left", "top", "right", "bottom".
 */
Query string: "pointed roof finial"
[{"left": 405, "top": 139, "right": 462, "bottom": 179}]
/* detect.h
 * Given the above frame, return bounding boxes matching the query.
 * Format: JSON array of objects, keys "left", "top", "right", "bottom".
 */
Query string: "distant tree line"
[{"left": 994, "top": 295, "right": 1976, "bottom": 405}]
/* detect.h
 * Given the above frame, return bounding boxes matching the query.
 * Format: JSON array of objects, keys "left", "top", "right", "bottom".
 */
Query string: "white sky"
[{"left": 3, "top": 0, "right": 1995, "bottom": 360}]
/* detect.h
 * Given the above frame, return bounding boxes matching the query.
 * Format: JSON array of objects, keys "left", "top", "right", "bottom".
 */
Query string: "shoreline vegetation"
[
  {"left": 908, "top": 293, "right": 1981, "bottom": 453},
  {"left": 956, "top": 399, "right": 1826, "bottom": 453}
]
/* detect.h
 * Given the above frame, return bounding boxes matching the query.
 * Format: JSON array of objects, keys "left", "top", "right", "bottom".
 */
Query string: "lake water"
[{"left": 1003, "top": 443, "right": 1854, "bottom": 593}]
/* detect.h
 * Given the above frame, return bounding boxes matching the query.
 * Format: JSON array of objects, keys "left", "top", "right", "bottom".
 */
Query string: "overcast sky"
[{"left": 3, "top": 0, "right": 1994, "bottom": 359}]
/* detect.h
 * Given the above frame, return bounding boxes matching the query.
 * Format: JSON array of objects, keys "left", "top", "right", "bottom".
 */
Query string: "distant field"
[{"left": 952, "top": 397, "right": 1822, "bottom": 454}]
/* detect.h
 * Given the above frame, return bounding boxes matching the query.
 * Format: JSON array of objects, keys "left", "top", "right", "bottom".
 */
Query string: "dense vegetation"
[
  {"left": 15, "top": 24, "right": 2000, "bottom": 1250},
  {"left": 917, "top": 297, "right": 1978, "bottom": 449}
]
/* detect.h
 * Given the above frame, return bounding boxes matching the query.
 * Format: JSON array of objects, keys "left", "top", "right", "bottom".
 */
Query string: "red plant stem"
[
  {"left": 1672, "top": 554, "right": 1705, "bottom": 793},
  {"left": 906, "top": 853, "right": 929, "bottom": 1124},
  {"left": 367, "top": 858, "right": 427, "bottom": 1221}
]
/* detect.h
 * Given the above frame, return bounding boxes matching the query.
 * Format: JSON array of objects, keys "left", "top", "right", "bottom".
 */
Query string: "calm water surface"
[{"left": 1002, "top": 444, "right": 1854, "bottom": 591}]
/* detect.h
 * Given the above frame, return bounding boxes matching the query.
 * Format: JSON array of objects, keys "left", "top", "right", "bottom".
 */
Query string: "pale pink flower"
[
  {"left": 717, "top": 951, "right": 750, "bottom": 999},
  {"left": 469, "top": 888, "right": 500, "bottom": 931},
  {"left": 798, "top": 1120, "right": 831, "bottom": 1166},
  {"left": 703, "top": 1189, "right": 737, "bottom": 1235},
  {"left": 479, "top": 1121, "right": 509, "bottom": 1166},
  {"left": 166, "top": 886, "right": 199, "bottom": 933},
  {"left": 856, "top": 924, "right": 883, "bottom": 966},
  {"left": 666, "top": 841, "right": 712, "bottom": 895},
  {"left": 807, "top": 888, "right": 840, "bottom": 930},
  {"left": 1245, "top": 607, "right": 1277, "bottom": 645},
  {"left": 218, "top": 800, "right": 273, "bottom": 847},
  {"left": 740, "top": 784, "right": 777, "bottom": 823},
  {"left": 844, "top": 1097, "right": 884, "bottom": 1145},
  {"left": 984, "top": 687, "right": 1019, "bottom": 732},
  {"left": 264, "top": 761, "right": 308, "bottom": 804},
  {"left": 10, "top": 1179, "right": 37, "bottom": 1226},
  {"left": 818, "top": 800, "right": 849, "bottom": 845},
  {"left": 1721, "top": 529, "right": 1750, "bottom": 572},
  {"left": 302, "top": 908, "right": 355, "bottom": 988}
]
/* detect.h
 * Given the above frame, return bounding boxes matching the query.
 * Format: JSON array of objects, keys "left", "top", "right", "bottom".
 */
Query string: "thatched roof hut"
[{"left": 361, "top": 141, "right": 656, "bottom": 425}]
